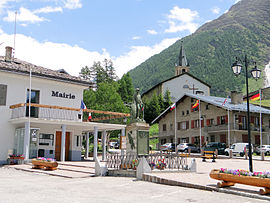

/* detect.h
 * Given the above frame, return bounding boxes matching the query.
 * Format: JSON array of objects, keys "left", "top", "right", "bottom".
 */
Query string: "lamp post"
[{"left": 231, "top": 55, "right": 261, "bottom": 172}]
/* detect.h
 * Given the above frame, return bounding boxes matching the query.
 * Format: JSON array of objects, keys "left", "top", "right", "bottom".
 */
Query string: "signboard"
[{"left": 137, "top": 130, "right": 149, "bottom": 155}]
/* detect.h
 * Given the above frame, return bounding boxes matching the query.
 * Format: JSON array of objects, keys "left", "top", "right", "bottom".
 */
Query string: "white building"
[
  {"left": 142, "top": 43, "right": 210, "bottom": 102},
  {"left": 0, "top": 46, "right": 126, "bottom": 164}
]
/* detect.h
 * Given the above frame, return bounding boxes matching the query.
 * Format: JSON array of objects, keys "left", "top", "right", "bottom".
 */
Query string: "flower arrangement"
[
  {"left": 220, "top": 168, "right": 270, "bottom": 179},
  {"left": 156, "top": 159, "right": 166, "bottom": 170},
  {"left": 131, "top": 159, "right": 138, "bottom": 169},
  {"left": 149, "top": 162, "right": 156, "bottom": 169},
  {"left": 36, "top": 157, "right": 56, "bottom": 162},
  {"left": 9, "top": 154, "right": 24, "bottom": 158}
]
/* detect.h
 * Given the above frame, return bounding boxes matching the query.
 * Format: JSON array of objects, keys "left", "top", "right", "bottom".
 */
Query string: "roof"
[
  {"left": 178, "top": 42, "right": 188, "bottom": 67},
  {"left": 0, "top": 56, "right": 92, "bottom": 87},
  {"left": 152, "top": 92, "right": 270, "bottom": 124},
  {"left": 142, "top": 72, "right": 211, "bottom": 96}
]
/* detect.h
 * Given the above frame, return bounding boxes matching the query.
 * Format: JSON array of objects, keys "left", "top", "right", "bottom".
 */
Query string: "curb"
[{"left": 142, "top": 173, "right": 270, "bottom": 201}]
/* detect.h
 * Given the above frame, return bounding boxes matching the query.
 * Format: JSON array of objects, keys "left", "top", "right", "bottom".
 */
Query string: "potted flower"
[
  {"left": 149, "top": 162, "right": 155, "bottom": 170},
  {"left": 131, "top": 159, "right": 138, "bottom": 170},
  {"left": 156, "top": 159, "right": 166, "bottom": 170},
  {"left": 210, "top": 168, "right": 270, "bottom": 194}
]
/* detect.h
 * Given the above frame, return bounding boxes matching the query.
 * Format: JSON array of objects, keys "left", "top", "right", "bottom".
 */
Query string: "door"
[{"left": 55, "top": 131, "right": 70, "bottom": 161}]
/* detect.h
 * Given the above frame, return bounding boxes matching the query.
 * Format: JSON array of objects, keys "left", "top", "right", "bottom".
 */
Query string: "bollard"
[
  {"left": 244, "top": 147, "right": 248, "bottom": 160},
  {"left": 188, "top": 148, "right": 191, "bottom": 155},
  {"left": 261, "top": 151, "right": 265, "bottom": 161},
  {"left": 229, "top": 149, "right": 232, "bottom": 158},
  {"left": 215, "top": 149, "right": 218, "bottom": 157}
]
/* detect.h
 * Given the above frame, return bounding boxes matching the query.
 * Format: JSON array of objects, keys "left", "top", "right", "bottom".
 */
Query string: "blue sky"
[{"left": 0, "top": 0, "right": 240, "bottom": 77}]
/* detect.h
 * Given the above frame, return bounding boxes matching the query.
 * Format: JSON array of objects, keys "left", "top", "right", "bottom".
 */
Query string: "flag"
[
  {"left": 250, "top": 93, "right": 260, "bottom": 101},
  {"left": 170, "top": 103, "right": 176, "bottom": 111},
  {"left": 192, "top": 100, "right": 199, "bottom": 109},
  {"left": 80, "top": 100, "right": 87, "bottom": 110},
  {"left": 88, "top": 112, "right": 92, "bottom": 120},
  {"left": 222, "top": 98, "right": 228, "bottom": 106}
]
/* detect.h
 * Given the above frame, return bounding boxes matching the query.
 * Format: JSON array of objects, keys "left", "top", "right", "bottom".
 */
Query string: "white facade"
[
  {"left": 0, "top": 65, "right": 125, "bottom": 164},
  {"left": 162, "top": 74, "right": 210, "bottom": 102}
]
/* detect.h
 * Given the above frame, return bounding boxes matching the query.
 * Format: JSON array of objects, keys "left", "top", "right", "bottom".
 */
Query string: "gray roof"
[
  {"left": 0, "top": 56, "right": 92, "bottom": 86},
  {"left": 152, "top": 93, "right": 270, "bottom": 124}
]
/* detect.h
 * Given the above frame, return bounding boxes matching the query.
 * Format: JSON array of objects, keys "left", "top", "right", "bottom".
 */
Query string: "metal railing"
[
  {"left": 106, "top": 153, "right": 189, "bottom": 170},
  {"left": 204, "top": 122, "right": 268, "bottom": 132}
]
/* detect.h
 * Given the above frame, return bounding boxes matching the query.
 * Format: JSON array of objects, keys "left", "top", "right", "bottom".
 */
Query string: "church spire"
[{"left": 178, "top": 41, "right": 188, "bottom": 67}]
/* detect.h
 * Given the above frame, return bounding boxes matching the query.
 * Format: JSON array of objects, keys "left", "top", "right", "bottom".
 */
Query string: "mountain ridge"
[{"left": 129, "top": 0, "right": 270, "bottom": 97}]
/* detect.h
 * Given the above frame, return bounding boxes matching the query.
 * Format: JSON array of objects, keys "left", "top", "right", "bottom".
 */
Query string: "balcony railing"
[
  {"left": 204, "top": 123, "right": 268, "bottom": 132},
  {"left": 10, "top": 103, "right": 130, "bottom": 122}
]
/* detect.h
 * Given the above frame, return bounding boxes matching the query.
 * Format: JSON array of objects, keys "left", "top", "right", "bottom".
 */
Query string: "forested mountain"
[{"left": 129, "top": 0, "right": 270, "bottom": 97}]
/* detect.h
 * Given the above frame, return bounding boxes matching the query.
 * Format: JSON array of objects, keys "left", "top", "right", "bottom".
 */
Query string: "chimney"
[
  {"left": 5, "top": 46, "right": 13, "bottom": 62},
  {"left": 231, "top": 91, "right": 243, "bottom": 104}
]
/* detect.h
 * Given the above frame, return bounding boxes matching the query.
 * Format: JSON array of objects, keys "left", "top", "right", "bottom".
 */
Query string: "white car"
[
  {"left": 256, "top": 145, "right": 270, "bottom": 156},
  {"left": 225, "top": 143, "right": 253, "bottom": 157}
]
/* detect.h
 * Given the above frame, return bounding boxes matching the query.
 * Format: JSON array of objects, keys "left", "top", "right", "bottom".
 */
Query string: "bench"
[
  {"left": 201, "top": 151, "right": 216, "bottom": 162},
  {"left": 32, "top": 159, "right": 58, "bottom": 170}
]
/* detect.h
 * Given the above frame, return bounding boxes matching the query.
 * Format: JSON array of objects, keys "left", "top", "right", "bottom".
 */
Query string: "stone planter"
[
  {"left": 210, "top": 169, "right": 270, "bottom": 195},
  {"left": 32, "top": 159, "right": 58, "bottom": 170}
]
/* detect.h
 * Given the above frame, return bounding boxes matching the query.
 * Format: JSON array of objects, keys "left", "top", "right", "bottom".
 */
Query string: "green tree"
[
  {"left": 144, "top": 94, "right": 161, "bottom": 123},
  {"left": 118, "top": 73, "right": 134, "bottom": 104},
  {"left": 163, "top": 90, "right": 172, "bottom": 108}
]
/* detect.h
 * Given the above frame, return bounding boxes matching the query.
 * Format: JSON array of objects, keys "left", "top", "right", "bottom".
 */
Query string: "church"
[{"left": 142, "top": 42, "right": 211, "bottom": 102}]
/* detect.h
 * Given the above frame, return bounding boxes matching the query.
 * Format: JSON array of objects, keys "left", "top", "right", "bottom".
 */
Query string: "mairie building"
[
  {"left": 152, "top": 92, "right": 270, "bottom": 147},
  {"left": 0, "top": 46, "right": 126, "bottom": 164}
]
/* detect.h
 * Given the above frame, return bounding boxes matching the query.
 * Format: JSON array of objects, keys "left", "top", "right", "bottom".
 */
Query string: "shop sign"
[{"left": 51, "top": 91, "right": 75, "bottom": 99}]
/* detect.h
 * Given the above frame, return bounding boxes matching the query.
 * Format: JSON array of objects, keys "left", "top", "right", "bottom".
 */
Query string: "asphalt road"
[{"left": 0, "top": 167, "right": 268, "bottom": 203}]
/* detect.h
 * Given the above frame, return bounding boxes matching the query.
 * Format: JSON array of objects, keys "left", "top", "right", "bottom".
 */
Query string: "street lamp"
[{"left": 231, "top": 55, "right": 261, "bottom": 172}]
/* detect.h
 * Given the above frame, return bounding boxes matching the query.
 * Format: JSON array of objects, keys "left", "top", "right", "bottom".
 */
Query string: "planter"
[
  {"left": 9, "top": 156, "right": 24, "bottom": 160},
  {"left": 210, "top": 169, "right": 270, "bottom": 195},
  {"left": 32, "top": 159, "right": 58, "bottom": 170}
]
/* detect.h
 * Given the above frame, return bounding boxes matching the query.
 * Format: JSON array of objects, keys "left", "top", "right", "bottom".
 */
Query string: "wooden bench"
[
  {"left": 32, "top": 159, "right": 58, "bottom": 170},
  {"left": 201, "top": 151, "right": 216, "bottom": 162}
]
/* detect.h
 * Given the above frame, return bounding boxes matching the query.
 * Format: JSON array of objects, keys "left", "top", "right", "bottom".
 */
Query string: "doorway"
[{"left": 55, "top": 131, "right": 70, "bottom": 161}]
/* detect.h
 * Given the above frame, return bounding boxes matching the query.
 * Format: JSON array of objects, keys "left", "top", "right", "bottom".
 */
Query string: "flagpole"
[
  {"left": 260, "top": 89, "right": 262, "bottom": 157},
  {"left": 227, "top": 97, "right": 230, "bottom": 147},
  {"left": 199, "top": 100, "right": 202, "bottom": 152},
  {"left": 174, "top": 103, "right": 177, "bottom": 153}
]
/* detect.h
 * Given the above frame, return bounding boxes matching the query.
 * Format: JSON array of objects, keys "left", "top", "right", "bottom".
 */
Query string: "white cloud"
[
  {"left": 3, "top": 7, "right": 46, "bottom": 23},
  {"left": 34, "top": 6, "right": 63, "bottom": 14},
  {"left": 0, "top": 0, "right": 15, "bottom": 14},
  {"left": 132, "top": 36, "right": 141, "bottom": 40},
  {"left": 211, "top": 7, "right": 220, "bottom": 14},
  {"left": 64, "top": 0, "right": 82, "bottom": 9},
  {"left": 165, "top": 6, "right": 199, "bottom": 33},
  {"left": 0, "top": 31, "right": 179, "bottom": 78},
  {"left": 113, "top": 37, "right": 179, "bottom": 77},
  {"left": 147, "top": 29, "right": 158, "bottom": 35}
]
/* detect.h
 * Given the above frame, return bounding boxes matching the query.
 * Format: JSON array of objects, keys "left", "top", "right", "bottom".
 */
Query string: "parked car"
[
  {"left": 160, "top": 143, "right": 175, "bottom": 152},
  {"left": 225, "top": 143, "right": 253, "bottom": 157},
  {"left": 109, "top": 141, "right": 119, "bottom": 149},
  {"left": 204, "top": 142, "right": 226, "bottom": 155},
  {"left": 255, "top": 145, "right": 270, "bottom": 155},
  {"left": 177, "top": 143, "right": 200, "bottom": 153}
]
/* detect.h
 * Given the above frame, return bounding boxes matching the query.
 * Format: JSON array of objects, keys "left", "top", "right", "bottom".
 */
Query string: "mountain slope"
[{"left": 129, "top": 0, "right": 270, "bottom": 97}]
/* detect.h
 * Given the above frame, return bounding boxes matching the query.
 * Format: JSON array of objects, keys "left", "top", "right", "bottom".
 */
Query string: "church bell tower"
[{"left": 175, "top": 41, "right": 189, "bottom": 76}]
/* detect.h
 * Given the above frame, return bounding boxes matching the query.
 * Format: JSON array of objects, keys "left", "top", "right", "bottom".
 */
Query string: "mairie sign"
[{"left": 51, "top": 91, "right": 75, "bottom": 99}]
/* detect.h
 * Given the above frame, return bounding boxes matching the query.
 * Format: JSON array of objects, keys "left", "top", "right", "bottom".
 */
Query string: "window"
[
  {"left": 221, "top": 116, "right": 226, "bottom": 124},
  {"left": 182, "top": 111, "right": 185, "bottom": 116},
  {"left": 75, "top": 135, "right": 81, "bottom": 147},
  {"left": 0, "top": 84, "right": 7, "bottom": 106},
  {"left": 177, "top": 122, "right": 181, "bottom": 130},
  {"left": 206, "top": 104, "right": 209, "bottom": 110},
  {"left": 194, "top": 119, "right": 199, "bottom": 128},
  {"left": 186, "top": 110, "right": 189, "bottom": 115},
  {"left": 170, "top": 123, "right": 173, "bottom": 131},
  {"left": 39, "top": 134, "right": 54, "bottom": 146},
  {"left": 254, "top": 117, "right": 259, "bottom": 127},
  {"left": 26, "top": 89, "right": 40, "bottom": 118},
  {"left": 163, "top": 124, "right": 166, "bottom": 131}
]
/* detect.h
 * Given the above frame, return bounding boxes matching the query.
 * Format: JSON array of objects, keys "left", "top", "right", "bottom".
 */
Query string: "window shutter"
[
  {"left": 251, "top": 116, "right": 254, "bottom": 123},
  {"left": 225, "top": 115, "right": 228, "bottom": 124},
  {"left": 217, "top": 116, "right": 220, "bottom": 125},
  {"left": 186, "top": 121, "right": 189, "bottom": 129},
  {"left": 238, "top": 115, "right": 242, "bottom": 123},
  {"left": 201, "top": 136, "right": 204, "bottom": 144},
  {"left": 191, "top": 137, "right": 195, "bottom": 144},
  {"left": 206, "top": 119, "right": 210, "bottom": 126},
  {"left": 191, "top": 120, "right": 194, "bottom": 128},
  {"left": 201, "top": 119, "right": 204, "bottom": 128}
]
